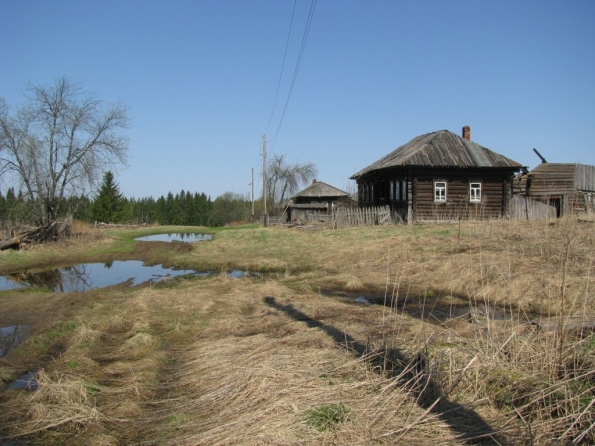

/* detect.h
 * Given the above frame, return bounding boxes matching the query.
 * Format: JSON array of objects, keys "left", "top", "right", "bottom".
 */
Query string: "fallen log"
[
  {"left": 0, "top": 237, "right": 20, "bottom": 250},
  {"left": 18, "top": 220, "right": 71, "bottom": 245}
]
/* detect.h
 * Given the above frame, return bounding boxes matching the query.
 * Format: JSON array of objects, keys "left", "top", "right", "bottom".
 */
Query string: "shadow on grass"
[{"left": 263, "top": 296, "right": 509, "bottom": 445}]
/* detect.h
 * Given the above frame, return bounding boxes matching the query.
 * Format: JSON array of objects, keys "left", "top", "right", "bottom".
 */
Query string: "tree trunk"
[{"left": 0, "top": 237, "right": 20, "bottom": 250}]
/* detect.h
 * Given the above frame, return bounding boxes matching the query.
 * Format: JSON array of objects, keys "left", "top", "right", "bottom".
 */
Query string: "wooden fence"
[
  {"left": 510, "top": 196, "right": 557, "bottom": 220},
  {"left": 263, "top": 206, "right": 394, "bottom": 229},
  {"left": 262, "top": 216, "right": 283, "bottom": 225},
  {"left": 333, "top": 205, "right": 392, "bottom": 229}
]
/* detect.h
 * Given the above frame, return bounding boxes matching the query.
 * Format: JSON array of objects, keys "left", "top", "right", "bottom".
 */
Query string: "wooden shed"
[
  {"left": 286, "top": 180, "right": 351, "bottom": 224},
  {"left": 514, "top": 163, "right": 595, "bottom": 217},
  {"left": 350, "top": 127, "right": 523, "bottom": 223}
]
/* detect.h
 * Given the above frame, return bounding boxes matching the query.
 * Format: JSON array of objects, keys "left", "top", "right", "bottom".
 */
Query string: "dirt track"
[{"left": 0, "top": 240, "right": 193, "bottom": 375}]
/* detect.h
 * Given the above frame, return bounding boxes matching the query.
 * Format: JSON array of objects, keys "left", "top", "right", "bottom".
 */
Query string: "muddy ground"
[{"left": 0, "top": 240, "right": 193, "bottom": 375}]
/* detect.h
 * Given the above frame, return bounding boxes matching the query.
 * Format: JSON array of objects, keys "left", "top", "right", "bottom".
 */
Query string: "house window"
[
  {"left": 395, "top": 180, "right": 401, "bottom": 202},
  {"left": 469, "top": 182, "right": 482, "bottom": 202},
  {"left": 434, "top": 181, "right": 447, "bottom": 202},
  {"left": 389, "top": 180, "right": 394, "bottom": 201},
  {"left": 369, "top": 183, "right": 374, "bottom": 203},
  {"left": 401, "top": 179, "right": 407, "bottom": 202}
]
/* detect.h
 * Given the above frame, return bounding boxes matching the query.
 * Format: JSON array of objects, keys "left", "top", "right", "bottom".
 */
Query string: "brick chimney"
[{"left": 462, "top": 126, "right": 471, "bottom": 140}]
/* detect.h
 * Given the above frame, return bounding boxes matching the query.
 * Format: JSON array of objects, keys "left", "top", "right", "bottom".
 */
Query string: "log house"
[{"left": 350, "top": 127, "right": 523, "bottom": 223}]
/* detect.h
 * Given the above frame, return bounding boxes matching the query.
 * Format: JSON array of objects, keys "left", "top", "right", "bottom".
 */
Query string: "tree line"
[
  {"left": 0, "top": 173, "right": 254, "bottom": 228},
  {"left": 1, "top": 77, "right": 318, "bottom": 230}
]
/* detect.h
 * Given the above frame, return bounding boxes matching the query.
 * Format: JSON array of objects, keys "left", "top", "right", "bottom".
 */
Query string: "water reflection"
[
  {"left": 134, "top": 233, "right": 212, "bottom": 242},
  {"left": 0, "top": 325, "right": 30, "bottom": 358},
  {"left": 0, "top": 276, "right": 23, "bottom": 291},
  {"left": 1, "top": 261, "right": 199, "bottom": 292},
  {"left": 7, "top": 370, "right": 38, "bottom": 391},
  {"left": 228, "top": 270, "right": 260, "bottom": 279},
  {"left": 0, "top": 262, "right": 261, "bottom": 292}
]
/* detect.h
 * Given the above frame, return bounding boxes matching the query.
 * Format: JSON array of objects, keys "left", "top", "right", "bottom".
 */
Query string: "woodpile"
[{"left": 0, "top": 220, "right": 71, "bottom": 250}]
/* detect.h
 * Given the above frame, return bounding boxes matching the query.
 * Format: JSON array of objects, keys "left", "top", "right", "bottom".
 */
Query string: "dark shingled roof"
[
  {"left": 291, "top": 181, "right": 349, "bottom": 200},
  {"left": 351, "top": 130, "right": 522, "bottom": 180}
]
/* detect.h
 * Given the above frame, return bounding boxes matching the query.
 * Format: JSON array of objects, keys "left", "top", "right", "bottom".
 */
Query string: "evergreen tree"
[
  {"left": 0, "top": 191, "right": 6, "bottom": 221},
  {"left": 90, "top": 171, "right": 125, "bottom": 223}
]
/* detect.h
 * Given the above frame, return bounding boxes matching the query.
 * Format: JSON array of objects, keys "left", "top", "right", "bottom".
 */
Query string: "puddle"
[
  {"left": 0, "top": 276, "right": 23, "bottom": 291},
  {"left": 326, "top": 290, "right": 529, "bottom": 325},
  {"left": 0, "top": 325, "right": 30, "bottom": 358},
  {"left": 354, "top": 296, "right": 371, "bottom": 306},
  {"left": 134, "top": 233, "right": 212, "bottom": 242},
  {"left": 7, "top": 370, "right": 38, "bottom": 391},
  {"left": 228, "top": 270, "right": 260, "bottom": 279},
  {"left": 0, "top": 263, "right": 262, "bottom": 292},
  {"left": 0, "top": 261, "right": 200, "bottom": 292}
]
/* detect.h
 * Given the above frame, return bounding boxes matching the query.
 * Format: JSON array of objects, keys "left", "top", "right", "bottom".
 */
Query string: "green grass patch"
[
  {"left": 84, "top": 380, "right": 101, "bottom": 395},
  {"left": 67, "top": 360, "right": 80, "bottom": 369},
  {"left": 304, "top": 403, "right": 350, "bottom": 432}
]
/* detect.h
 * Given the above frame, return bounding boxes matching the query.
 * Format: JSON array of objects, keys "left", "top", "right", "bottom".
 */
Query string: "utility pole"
[
  {"left": 251, "top": 167, "right": 254, "bottom": 223},
  {"left": 262, "top": 134, "right": 267, "bottom": 227}
]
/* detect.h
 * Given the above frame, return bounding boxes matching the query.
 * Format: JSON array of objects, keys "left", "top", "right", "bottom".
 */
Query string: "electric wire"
[
  {"left": 268, "top": 0, "right": 318, "bottom": 151},
  {"left": 265, "top": 0, "right": 297, "bottom": 136}
]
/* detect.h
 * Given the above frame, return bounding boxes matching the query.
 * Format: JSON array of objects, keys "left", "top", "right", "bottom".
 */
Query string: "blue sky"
[{"left": 2, "top": 0, "right": 594, "bottom": 200}]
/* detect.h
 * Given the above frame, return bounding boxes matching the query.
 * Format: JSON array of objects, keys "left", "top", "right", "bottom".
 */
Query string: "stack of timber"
[{"left": 0, "top": 220, "right": 71, "bottom": 250}]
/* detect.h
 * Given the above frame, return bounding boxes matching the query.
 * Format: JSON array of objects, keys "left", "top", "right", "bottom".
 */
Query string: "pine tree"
[{"left": 90, "top": 171, "right": 125, "bottom": 223}]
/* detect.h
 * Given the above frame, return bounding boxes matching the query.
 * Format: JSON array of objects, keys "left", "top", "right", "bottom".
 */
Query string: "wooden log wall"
[{"left": 413, "top": 177, "right": 504, "bottom": 221}]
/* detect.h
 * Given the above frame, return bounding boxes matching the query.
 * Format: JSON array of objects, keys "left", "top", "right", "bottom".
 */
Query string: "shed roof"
[
  {"left": 528, "top": 162, "right": 595, "bottom": 193},
  {"left": 350, "top": 130, "right": 522, "bottom": 180},
  {"left": 291, "top": 181, "right": 350, "bottom": 200}
]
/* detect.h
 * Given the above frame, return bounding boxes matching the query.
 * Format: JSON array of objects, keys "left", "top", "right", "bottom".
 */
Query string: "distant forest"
[{"left": 0, "top": 187, "right": 255, "bottom": 228}]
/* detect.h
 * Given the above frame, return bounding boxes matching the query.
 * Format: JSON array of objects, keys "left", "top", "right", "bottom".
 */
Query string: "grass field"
[{"left": 0, "top": 218, "right": 593, "bottom": 445}]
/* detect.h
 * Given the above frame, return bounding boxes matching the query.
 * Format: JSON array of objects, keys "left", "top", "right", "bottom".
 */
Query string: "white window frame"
[
  {"left": 434, "top": 181, "right": 447, "bottom": 202},
  {"left": 469, "top": 182, "right": 482, "bottom": 203}
]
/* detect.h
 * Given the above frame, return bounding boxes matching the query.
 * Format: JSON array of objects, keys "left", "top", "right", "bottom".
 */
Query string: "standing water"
[
  {"left": 0, "top": 261, "right": 200, "bottom": 292},
  {"left": 134, "top": 233, "right": 212, "bottom": 242}
]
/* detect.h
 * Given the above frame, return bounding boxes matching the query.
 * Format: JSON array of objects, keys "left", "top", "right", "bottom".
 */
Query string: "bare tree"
[
  {"left": 266, "top": 154, "right": 317, "bottom": 214},
  {"left": 0, "top": 77, "right": 130, "bottom": 223}
]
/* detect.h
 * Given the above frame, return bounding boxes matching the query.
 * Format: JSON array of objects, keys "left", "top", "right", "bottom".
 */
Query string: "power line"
[
  {"left": 265, "top": 0, "right": 297, "bottom": 136},
  {"left": 268, "top": 0, "right": 318, "bottom": 151}
]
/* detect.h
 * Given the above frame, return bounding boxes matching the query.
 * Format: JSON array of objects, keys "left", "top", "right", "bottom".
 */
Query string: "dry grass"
[{"left": 1, "top": 217, "right": 594, "bottom": 444}]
